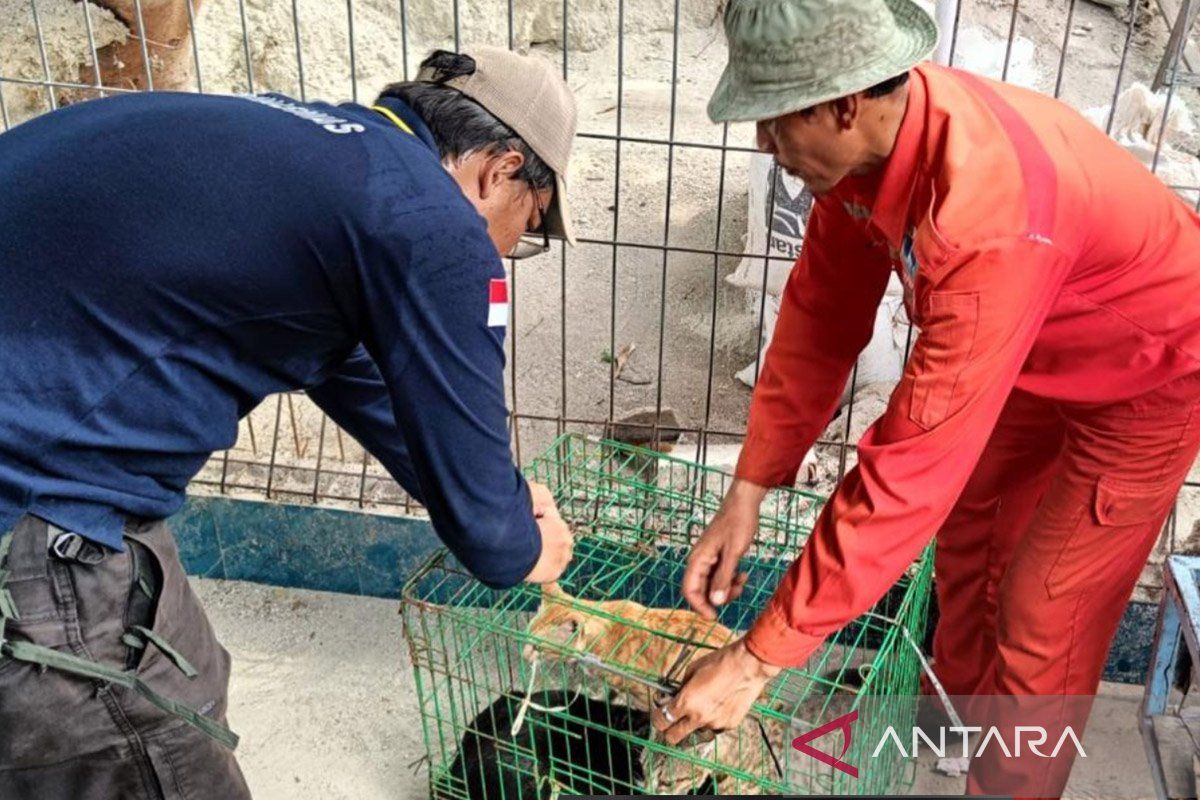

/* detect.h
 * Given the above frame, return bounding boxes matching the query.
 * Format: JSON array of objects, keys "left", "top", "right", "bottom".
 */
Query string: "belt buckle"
[{"left": 50, "top": 531, "right": 105, "bottom": 565}]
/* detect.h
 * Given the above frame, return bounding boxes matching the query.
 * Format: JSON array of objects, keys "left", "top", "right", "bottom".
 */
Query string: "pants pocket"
[
  {"left": 145, "top": 723, "right": 251, "bottom": 800},
  {"left": 1044, "top": 475, "right": 1171, "bottom": 599},
  {"left": 122, "top": 538, "right": 164, "bottom": 671},
  {"left": 121, "top": 524, "right": 233, "bottom": 736}
]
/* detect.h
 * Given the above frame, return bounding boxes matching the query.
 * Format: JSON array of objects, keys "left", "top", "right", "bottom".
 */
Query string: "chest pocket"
[{"left": 908, "top": 290, "right": 980, "bottom": 430}]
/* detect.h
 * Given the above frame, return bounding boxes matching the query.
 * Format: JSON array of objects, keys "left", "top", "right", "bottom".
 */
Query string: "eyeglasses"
[{"left": 507, "top": 185, "right": 552, "bottom": 261}]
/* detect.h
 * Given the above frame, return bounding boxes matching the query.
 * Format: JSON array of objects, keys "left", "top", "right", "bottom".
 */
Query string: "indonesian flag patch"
[{"left": 487, "top": 278, "right": 509, "bottom": 328}]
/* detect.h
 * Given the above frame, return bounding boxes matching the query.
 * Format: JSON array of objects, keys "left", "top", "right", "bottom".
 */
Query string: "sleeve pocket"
[{"left": 908, "top": 291, "right": 980, "bottom": 430}]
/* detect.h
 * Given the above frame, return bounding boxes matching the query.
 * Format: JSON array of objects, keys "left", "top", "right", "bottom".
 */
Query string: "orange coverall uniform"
[{"left": 737, "top": 63, "right": 1200, "bottom": 796}]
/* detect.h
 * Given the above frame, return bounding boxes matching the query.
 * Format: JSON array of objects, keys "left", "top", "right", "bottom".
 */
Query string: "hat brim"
[
  {"left": 707, "top": 0, "right": 938, "bottom": 124},
  {"left": 543, "top": 172, "right": 576, "bottom": 246}
]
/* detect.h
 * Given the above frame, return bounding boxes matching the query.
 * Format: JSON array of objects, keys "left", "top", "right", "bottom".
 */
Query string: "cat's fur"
[
  {"left": 442, "top": 690, "right": 718, "bottom": 798},
  {"left": 441, "top": 690, "right": 648, "bottom": 799},
  {"left": 523, "top": 583, "right": 779, "bottom": 794}
]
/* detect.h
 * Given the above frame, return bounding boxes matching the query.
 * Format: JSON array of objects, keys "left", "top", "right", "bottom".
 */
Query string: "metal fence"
[{"left": 3, "top": 0, "right": 1200, "bottom": 598}]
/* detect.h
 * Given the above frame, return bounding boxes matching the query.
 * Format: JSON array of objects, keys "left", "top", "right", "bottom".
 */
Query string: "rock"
[{"left": 609, "top": 406, "right": 682, "bottom": 448}]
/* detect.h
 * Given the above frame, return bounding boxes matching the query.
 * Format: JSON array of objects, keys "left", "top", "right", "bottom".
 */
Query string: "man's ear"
[
  {"left": 478, "top": 149, "right": 526, "bottom": 201},
  {"left": 831, "top": 94, "right": 861, "bottom": 131}
]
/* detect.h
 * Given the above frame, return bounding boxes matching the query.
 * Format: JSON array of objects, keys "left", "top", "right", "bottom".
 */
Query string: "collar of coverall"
[
  {"left": 838, "top": 65, "right": 928, "bottom": 248},
  {"left": 369, "top": 96, "right": 439, "bottom": 154}
]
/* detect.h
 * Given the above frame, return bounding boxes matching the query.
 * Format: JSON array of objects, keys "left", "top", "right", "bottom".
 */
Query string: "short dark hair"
[
  {"left": 376, "top": 51, "right": 555, "bottom": 191},
  {"left": 798, "top": 70, "right": 910, "bottom": 116},
  {"left": 863, "top": 71, "right": 910, "bottom": 99}
]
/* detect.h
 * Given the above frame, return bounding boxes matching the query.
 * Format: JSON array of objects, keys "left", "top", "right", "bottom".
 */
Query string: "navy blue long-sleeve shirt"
[{"left": 0, "top": 90, "right": 540, "bottom": 588}]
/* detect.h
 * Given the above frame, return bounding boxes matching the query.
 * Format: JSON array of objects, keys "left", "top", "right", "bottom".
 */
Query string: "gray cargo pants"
[{"left": 0, "top": 516, "right": 251, "bottom": 799}]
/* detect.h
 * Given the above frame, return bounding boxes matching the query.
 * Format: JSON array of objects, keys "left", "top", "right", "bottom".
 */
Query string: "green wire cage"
[{"left": 402, "top": 434, "right": 934, "bottom": 797}]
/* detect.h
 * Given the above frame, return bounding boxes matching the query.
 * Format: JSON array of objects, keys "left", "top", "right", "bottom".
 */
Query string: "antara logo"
[{"left": 792, "top": 710, "right": 859, "bottom": 778}]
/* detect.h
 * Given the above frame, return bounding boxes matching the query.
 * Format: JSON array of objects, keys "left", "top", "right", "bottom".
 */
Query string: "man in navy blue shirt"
[{"left": 0, "top": 47, "right": 575, "bottom": 797}]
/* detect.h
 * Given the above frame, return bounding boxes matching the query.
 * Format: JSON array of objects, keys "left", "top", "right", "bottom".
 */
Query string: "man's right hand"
[
  {"left": 682, "top": 478, "right": 767, "bottom": 619},
  {"left": 524, "top": 509, "right": 573, "bottom": 583}
]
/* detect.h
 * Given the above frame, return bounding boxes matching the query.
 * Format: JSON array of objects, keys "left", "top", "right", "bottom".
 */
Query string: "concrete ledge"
[{"left": 173, "top": 494, "right": 1158, "bottom": 685}]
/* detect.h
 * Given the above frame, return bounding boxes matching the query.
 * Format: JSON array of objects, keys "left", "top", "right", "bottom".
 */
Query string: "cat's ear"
[
  {"left": 541, "top": 582, "right": 565, "bottom": 600},
  {"left": 552, "top": 618, "right": 580, "bottom": 643}
]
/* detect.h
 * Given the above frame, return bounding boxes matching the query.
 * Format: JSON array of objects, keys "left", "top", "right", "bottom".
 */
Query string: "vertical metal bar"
[
  {"left": 651, "top": 0, "right": 684, "bottom": 445},
  {"left": 399, "top": 0, "right": 409, "bottom": 81},
  {"left": 558, "top": 0, "right": 569, "bottom": 442},
  {"left": 1106, "top": 0, "right": 1140, "bottom": 135},
  {"left": 947, "top": 0, "right": 965, "bottom": 64},
  {"left": 130, "top": 0, "right": 155, "bottom": 90},
  {"left": 0, "top": 82, "right": 10, "bottom": 131},
  {"left": 506, "top": 0, "right": 520, "bottom": 463},
  {"left": 79, "top": 0, "right": 105, "bottom": 96},
  {"left": 264, "top": 395, "right": 285, "bottom": 498},
  {"left": 837, "top": 364, "right": 860, "bottom": 479},
  {"left": 291, "top": 0, "right": 306, "bottom": 100},
  {"left": 236, "top": 0, "right": 255, "bottom": 93},
  {"left": 220, "top": 411, "right": 241, "bottom": 492},
  {"left": 1001, "top": 0, "right": 1021, "bottom": 82},
  {"left": 184, "top": 0, "right": 204, "bottom": 93},
  {"left": 510, "top": 263, "right": 522, "bottom": 465},
  {"left": 29, "top": 0, "right": 58, "bottom": 109},
  {"left": 558, "top": 244, "right": 568, "bottom": 440},
  {"left": 1053, "top": 0, "right": 1078, "bottom": 98},
  {"left": 1154, "top": 0, "right": 1200, "bottom": 90},
  {"left": 751, "top": 172, "right": 781, "bottom": 385},
  {"left": 312, "top": 415, "right": 328, "bottom": 502},
  {"left": 1151, "top": 0, "right": 1192, "bottom": 175},
  {"left": 606, "top": 0, "right": 626, "bottom": 426},
  {"left": 933, "top": 0, "right": 959, "bottom": 65},
  {"left": 347, "top": 0, "right": 358, "bottom": 103},
  {"left": 453, "top": 0, "right": 461, "bottom": 52},
  {"left": 699, "top": 122, "right": 731, "bottom": 489},
  {"left": 286, "top": 393, "right": 304, "bottom": 457},
  {"left": 562, "top": 0, "right": 570, "bottom": 75},
  {"left": 357, "top": 449, "right": 370, "bottom": 508}
]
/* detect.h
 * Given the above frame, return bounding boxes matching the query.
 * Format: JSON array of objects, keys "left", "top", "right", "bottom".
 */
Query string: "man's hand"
[
  {"left": 528, "top": 480, "right": 558, "bottom": 518},
  {"left": 682, "top": 478, "right": 768, "bottom": 619},
  {"left": 524, "top": 484, "right": 573, "bottom": 583},
  {"left": 651, "top": 638, "right": 781, "bottom": 745}
]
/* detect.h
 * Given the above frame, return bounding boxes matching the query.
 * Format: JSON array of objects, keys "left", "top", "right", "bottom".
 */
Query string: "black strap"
[{"left": 0, "top": 529, "right": 239, "bottom": 750}]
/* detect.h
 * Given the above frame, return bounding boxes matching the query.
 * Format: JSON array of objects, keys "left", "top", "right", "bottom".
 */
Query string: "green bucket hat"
[{"left": 708, "top": 0, "right": 939, "bottom": 123}]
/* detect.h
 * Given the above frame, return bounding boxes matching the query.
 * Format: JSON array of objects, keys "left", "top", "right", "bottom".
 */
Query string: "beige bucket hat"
[
  {"left": 418, "top": 46, "right": 578, "bottom": 245},
  {"left": 708, "top": 0, "right": 938, "bottom": 124}
]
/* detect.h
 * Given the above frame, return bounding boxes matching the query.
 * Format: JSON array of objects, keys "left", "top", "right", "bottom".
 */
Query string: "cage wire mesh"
[{"left": 403, "top": 434, "right": 934, "bottom": 796}]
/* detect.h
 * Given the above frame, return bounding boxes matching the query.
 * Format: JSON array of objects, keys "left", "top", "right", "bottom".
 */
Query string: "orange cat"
[
  {"left": 523, "top": 583, "right": 781, "bottom": 794},
  {"left": 522, "top": 582, "right": 736, "bottom": 710}
]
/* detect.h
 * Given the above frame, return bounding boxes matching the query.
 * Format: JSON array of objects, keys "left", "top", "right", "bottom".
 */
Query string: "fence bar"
[{"left": 28, "top": 0, "right": 58, "bottom": 110}]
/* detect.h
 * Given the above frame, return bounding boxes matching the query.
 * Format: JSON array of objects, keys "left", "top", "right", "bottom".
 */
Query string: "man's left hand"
[{"left": 651, "top": 638, "right": 782, "bottom": 745}]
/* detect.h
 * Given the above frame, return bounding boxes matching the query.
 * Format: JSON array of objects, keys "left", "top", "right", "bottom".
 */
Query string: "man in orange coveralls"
[{"left": 653, "top": 0, "right": 1200, "bottom": 795}]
